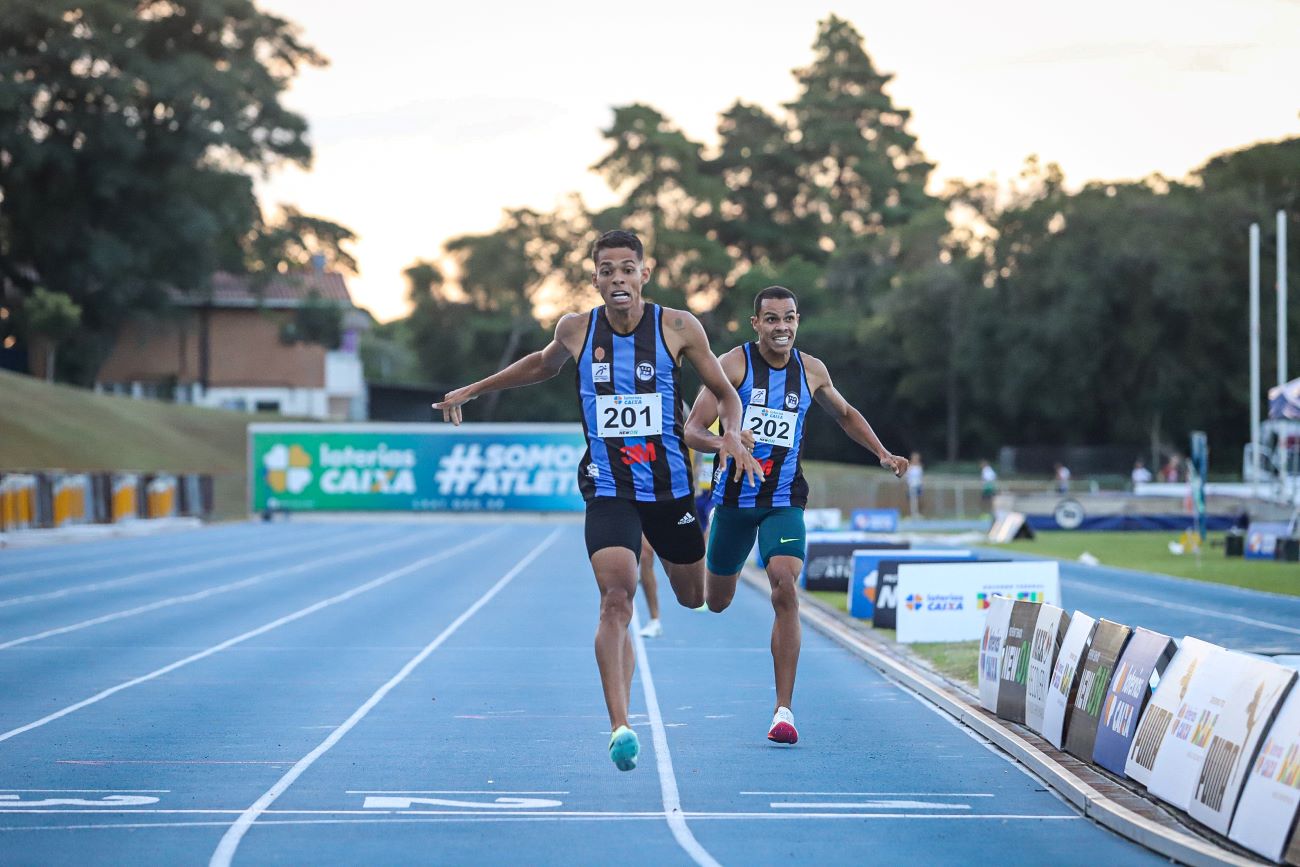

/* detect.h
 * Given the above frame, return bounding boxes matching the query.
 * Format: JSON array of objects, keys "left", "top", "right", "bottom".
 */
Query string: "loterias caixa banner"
[{"left": 249, "top": 424, "right": 587, "bottom": 513}]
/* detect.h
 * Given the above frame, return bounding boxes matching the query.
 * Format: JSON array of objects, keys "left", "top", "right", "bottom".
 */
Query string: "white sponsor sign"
[
  {"left": 977, "top": 596, "right": 1015, "bottom": 712},
  {"left": 1142, "top": 639, "right": 1237, "bottom": 810},
  {"left": 894, "top": 561, "right": 1060, "bottom": 644},
  {"left": 1041, "top": 611, "right": 1096, "bottom": 749},
  {"left": 1125, "top": 637, "right": 1225, "bottom": 787},
  {"left": 1025, "top": 604, "right": 1069, "bottom": 737},
  {"left": 1229, "top": 678, "right": 1300, "bottom": 862},
  {"left": 1187, "top": 656, "right": 1296, "bottom": 833}
]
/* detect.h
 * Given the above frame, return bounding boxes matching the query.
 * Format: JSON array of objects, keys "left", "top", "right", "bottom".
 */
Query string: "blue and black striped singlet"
[
  {"left": 713, "top": 342, "right": 811, "bottom": 509},
  {"left": 575, "top": 304, "right": 693, "bottom": 502}
]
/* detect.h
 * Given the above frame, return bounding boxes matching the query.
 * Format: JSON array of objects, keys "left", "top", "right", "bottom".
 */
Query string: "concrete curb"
[
  {"left": 0, "top": 517, "right": 204, "bottom": 548},
  {"left": 741, "top": 570, "right": 1261, "bottom": 867}
]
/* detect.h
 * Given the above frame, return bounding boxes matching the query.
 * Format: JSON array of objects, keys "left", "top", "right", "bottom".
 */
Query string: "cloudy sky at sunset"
[{"left": 257, "top": 0, "right": 1300, "bottom": 322}]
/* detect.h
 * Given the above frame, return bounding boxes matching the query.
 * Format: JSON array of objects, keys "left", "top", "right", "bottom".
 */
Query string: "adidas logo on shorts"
[{"left": 677, "top": 513, "right": 696, "bottom": 525}]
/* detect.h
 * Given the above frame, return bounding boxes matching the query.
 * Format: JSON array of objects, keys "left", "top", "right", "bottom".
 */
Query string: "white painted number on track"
[
  {"left": 363, "top": 796, "right": 562, "bottom": 810},
  {"left": 0, "top": 794, "right": 160, "bottom": 807}
]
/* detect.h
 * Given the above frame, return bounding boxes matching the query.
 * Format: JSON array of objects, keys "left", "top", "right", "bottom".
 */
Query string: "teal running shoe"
[{"left": 608, "top": 725, "right": 639, "bottom": 771}]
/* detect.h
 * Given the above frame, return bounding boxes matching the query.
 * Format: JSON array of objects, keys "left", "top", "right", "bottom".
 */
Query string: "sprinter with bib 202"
[{"left": 684, "top": 286, "right": 909, "bottom": 745}]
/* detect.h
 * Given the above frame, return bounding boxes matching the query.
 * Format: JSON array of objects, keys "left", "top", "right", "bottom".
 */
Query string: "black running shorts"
[{"left": 584, "top": 495, "right": 705, "bottom": 564}]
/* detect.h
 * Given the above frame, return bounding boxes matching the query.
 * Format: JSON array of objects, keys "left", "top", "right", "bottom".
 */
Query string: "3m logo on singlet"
[{"left": 620, "top": 443, "right": 657, "bottom": 465}]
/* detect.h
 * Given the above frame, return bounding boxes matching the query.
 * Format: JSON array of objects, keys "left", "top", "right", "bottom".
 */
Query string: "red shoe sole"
[{"left": 767, "top": 722, "right": 798, "bottom": 744}]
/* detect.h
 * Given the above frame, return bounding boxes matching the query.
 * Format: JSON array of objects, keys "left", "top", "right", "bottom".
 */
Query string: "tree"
[
  {"left": 279, "top": 290, "right": 343, "bottom": 350},
  {"left": 443, "top": 208, "right": 601, "bottom": 420},
  {"left": 711, "top": 101, "right": 821, "bottom": 272},
  {"left": 786, "top": 16, "right": 935, "bottom": 247},
  {"left": 247, "top": 206, "right": 360, "bottom": 279},
  {"left": 592, "top": 104, "right": 730, "bottom": 318},
  {"left": 0, "top": 0, "right": 327, "bottom": 381},
  {"left": 22, "top": 286, "right": 80, "bottom": 381},
  {"left": 401, "top": 254, "right": 574, "bottom": 423}
]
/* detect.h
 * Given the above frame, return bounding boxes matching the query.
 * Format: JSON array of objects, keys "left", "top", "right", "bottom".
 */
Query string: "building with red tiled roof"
[
  {"left": 190, "top": 270, "right": 355, "bottom": 307},
  {"left": 93, "top": 262, "right": 369, "bottom": 420}
]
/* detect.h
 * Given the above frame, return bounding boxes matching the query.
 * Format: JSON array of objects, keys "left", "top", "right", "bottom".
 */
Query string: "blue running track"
[
  {"left": 989, "top": 547, "right": 1300, "bottom": 654},
  {"left": 0, "top": 520, "right": 1173, "bottom": 865}
]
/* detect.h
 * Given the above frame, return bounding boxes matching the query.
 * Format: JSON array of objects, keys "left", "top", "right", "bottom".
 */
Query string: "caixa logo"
[{"left": 908, "top": 593, "right": 964, "bottom": 613}]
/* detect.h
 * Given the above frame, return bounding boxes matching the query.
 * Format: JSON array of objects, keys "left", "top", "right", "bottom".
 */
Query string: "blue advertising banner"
[
  {"left": 850, "top": 508, "right": 900, "bottom": 533},
  {"left": 249, "top": 423, "right": 587, "bottom": 513},
  {"left": 800, "top": 535, "right": 905, "bottom": 592},
  {"left": 1092, "top": 627, "right": 1178, "bottom": 775},
  {"left": 1246, "top": 522, "right": 1291, "bottom": 559}
]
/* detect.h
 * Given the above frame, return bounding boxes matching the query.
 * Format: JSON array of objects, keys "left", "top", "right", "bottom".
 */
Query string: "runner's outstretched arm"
[
  {"left": 675, "top": 320, "right": 763, "bottom": 486},
  {"left": 806, "top": 355, "right": 909, "bottom": 478},
  {"left": 683, "top": 347, "right": 747, "bottom": 453},
  {"left": 432, "top": 314, "right": 580, "bottom": 425}
]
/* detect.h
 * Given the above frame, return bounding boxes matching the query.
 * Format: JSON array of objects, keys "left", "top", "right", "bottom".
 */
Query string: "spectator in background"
[
  {"left": 906, "top": 452, "right": 924, "bottom": 517},
  {"left": 1054, "top": 462, "right": 1071, "bottom": 494},
  {"left": 1131, "top": 458, "right": 1153, "bottom": 489},
  {"left": 1160, "top": 455, "right": 1183, "bottom": 483},
  {"left": 637, "top": 535, "right": 664, "bottom": 638},
  {"left": 980, "top": 460, "right": 997, "bottom": 506}
]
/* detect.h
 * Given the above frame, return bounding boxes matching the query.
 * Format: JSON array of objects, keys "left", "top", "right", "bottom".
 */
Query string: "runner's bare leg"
[
  {"left": 767, "top": 555, "right": 803, "bottom": 711},
  {"left": 591, "top": 547, "right": 638, "bottom": 729}
]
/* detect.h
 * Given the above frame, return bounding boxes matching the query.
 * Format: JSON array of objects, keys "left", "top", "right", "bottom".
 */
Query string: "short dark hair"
[
  {"left": 591, "top": 230, "right": 643, "bottom": 264},
  {"left": 753, "top": 285, "right": 798, "bottom": 317}
]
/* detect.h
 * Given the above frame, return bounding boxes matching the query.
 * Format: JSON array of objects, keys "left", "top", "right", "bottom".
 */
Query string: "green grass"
[
  {"left": 905, "top": 641, "right": 980, "bottom": 685},
  {"left": 808, "top": 589, "right": 979, "bottom": 685},
  {"left": 0, "top": 369, "right": 259, "bottom": 519},
  {"left": 988, "top": 530, "right": 1300, "bottom": 597}
]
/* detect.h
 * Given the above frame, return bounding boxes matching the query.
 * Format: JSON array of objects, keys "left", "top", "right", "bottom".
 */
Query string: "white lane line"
[
  {"left": 0, "top": 530, "right": 444, "bottom": 651},
  {"left": 0, "top": 526, "right": 405, "bottom": 609},
  {"left": 0, "top": 811, "right": 1082, "bottom": 822},
  {"left": 345, "top": 790, "right": 569, "bottom": 795},
  {"left": 1062, "top": 579, "right": 1300, "bottom": 636},
  {"left": 770, "top": 801, "right": 971, "bottom": 810},
  {"left": 741, "top": 791, "right": 993, "bottom": 797},
  {"left": 208, "top": 527, "right": 563, "bottom": 867},
  {"left": 631, "top": 608, "right": 722, "bottom": 867},
  {"left": 0, "top": 526, "right": 342, "bottom": 583},
  {"left": 57, "top": 760, "right": 293, "bottom": 766},
  {"left": 0, "top": 528, "right": 504, "bottom": 747}
]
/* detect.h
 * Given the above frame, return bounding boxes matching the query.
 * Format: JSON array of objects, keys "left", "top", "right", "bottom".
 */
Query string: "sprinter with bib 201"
[
  {"left": 684, "top": 286, "right": 909, "bottom": 745},
  {"left": 434, "top": 230, "right": 762, "bottom": 772}
]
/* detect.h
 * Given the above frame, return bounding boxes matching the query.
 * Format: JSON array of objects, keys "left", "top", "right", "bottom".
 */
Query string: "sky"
[{"left": 256, "top": 0, "right": 1300, "bottom": 322}]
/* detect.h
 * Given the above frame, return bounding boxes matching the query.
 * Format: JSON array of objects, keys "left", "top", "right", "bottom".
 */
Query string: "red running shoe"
[{"left": 767, "top": 706, "right": 798, "bottom": 744}]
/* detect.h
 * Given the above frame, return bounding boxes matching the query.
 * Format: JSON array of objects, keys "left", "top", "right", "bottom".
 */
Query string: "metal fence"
[{"left": 0, "top": 471, "right": 212, "bottom": 531}]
